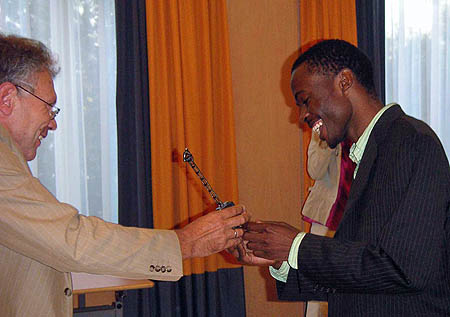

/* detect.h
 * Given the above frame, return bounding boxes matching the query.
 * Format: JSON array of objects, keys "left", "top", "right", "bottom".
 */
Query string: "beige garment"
[
  {"left": 302, "top": 132, "right": 341, "bottom": 225},
  {"left": 0, "top": 125, "right": 183, "bottom": 316}
]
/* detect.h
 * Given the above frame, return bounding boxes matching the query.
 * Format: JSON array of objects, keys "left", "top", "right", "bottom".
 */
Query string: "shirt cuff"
[
  {"left": 269, "top": 261, "right": 290, "bottom": 282},
  {"left": 288, "top": 232, "right": 306, "bottom": 269},
  {"left": 269, "top": 232, "right": 306, "bottom": 282}
]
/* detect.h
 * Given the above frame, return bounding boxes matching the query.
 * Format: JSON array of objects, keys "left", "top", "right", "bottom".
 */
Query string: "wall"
[{"left": 226, "top": 1, "right": 305, "bottom": 316}]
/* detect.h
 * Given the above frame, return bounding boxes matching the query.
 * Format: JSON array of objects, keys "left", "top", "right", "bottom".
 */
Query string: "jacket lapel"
[
  {"left": 344, "top": 139, "right": 377, "bottom": 218},
  {"left": 338, "top": 105, "right": 404, "bottom": 228}
]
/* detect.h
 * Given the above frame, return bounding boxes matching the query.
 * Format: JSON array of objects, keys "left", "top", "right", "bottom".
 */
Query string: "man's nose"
[{"left": 48, "top": 118, "right": 57, "bottom": 131}]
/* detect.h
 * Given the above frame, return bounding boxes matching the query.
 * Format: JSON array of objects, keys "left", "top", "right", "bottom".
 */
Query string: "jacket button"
[
  {"left": 149, "top": 265, "right": 155, "bottom": 272},
  {"left": 155, "top": 265, "right": 161, "bottom": 272},
  {"left": 167, "top": 266, "right": 172, "bottom": 273},
  {"left": 64, "top": 288, "right": 72, "bottom": 297},
  {"left": 161, "top": 266, "right": 166, "bottom": 273}
]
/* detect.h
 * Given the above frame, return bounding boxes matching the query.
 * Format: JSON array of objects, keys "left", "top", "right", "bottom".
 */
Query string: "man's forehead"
[
  {"left": 36, "top": 70, "right": 57, "bottom": 102},
  {"left": 291, "top": 64, "right": 313, "bottom": 89},
  {"left": 291, "top": 63, "right": 307, "bottom": 79},
  {"left": 292, "top": 64, "right": 336, "bottom": 85}
]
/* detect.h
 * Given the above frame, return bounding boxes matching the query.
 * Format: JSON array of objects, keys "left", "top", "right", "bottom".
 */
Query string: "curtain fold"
[
  {"left": 300, "top": 0, "right": 358, "bottom": 234},
  {"left": 115, "top": 0, "right": 154, "bottom": 315},
  {"left": 146, "top": 0, "right": 240, "bottom": 275},
  {"left": 144, "top": 0, "right": 245, "bottom": 315},
  {"left": 115, "top": 0, "right": 152, "bottom": 230},
  {"left": 356, "top": 0, "right": 386, "bottom": 104}
]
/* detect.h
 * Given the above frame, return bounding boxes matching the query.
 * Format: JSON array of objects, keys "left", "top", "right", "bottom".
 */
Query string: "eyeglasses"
[{"left": 15, "top": 84, "right": 60, "bottom": 120}]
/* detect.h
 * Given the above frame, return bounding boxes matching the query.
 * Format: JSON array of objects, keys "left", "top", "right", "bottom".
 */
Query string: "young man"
[
  {"left": 241, "top": 39, "right": 450, "bottom": 316},
  {"left": 0, "top": 34, "right": 249, "bottom": 316}
]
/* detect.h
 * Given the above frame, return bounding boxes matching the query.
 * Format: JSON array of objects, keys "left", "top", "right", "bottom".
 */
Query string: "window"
[
  {"left": 0, "top": 0, "right": 118, "bottom": 222},
  {"left": 385, "top": 0, "right": 450, "bottom": 158}
]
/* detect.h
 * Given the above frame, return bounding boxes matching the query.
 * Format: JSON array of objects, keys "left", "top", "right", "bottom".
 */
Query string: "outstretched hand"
[
  {"left": 228, "top": 242, "right": 277, "bottom": 266},
  {"left": 243, "top": 221, "right": 300, "bottom": 262},
  {"left": 175, "top": 205, "right": 250, "bottom": 259}
]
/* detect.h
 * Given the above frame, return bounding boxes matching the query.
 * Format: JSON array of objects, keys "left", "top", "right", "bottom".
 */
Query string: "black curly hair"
[{"left": 292, "top": 39, "right": 376, "bottom": 97}]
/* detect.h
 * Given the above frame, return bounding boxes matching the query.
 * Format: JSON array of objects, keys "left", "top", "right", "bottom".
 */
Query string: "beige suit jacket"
[
  {"left": 0, "top": 125, "right": 183, "bottom": 316},
  {"left": 302, "top": 132, "right": 341, "bottom": 225}
]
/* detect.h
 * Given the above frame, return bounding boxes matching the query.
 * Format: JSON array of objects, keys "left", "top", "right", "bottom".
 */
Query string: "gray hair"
[{"left": 0, "top": 33, "right": 60, "bottom": 88}]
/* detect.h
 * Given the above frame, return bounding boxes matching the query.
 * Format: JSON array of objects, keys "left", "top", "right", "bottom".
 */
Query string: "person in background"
[
  {"left": 240, "top": 39, "right": 450, "bottom": 316},
  {"left": 0, "top": 33, "right": 249, "bottom": 317},
  {"left": 301, "top": 131, "right": 355, "bottom": 317}
]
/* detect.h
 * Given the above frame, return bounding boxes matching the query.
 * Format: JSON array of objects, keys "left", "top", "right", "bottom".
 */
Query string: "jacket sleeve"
[
  {"left": 276, "top": 268, "right": 328, "bottom": 302},
  {"left": 0, "top": 142, "right": 183, "bottom": 281}
]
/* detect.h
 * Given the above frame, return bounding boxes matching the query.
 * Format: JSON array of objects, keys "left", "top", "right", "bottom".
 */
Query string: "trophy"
[{"left": 183, "top": 148, "right": 235, "bottom": 210}]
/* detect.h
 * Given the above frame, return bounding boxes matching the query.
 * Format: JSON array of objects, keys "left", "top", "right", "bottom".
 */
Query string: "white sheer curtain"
[
  {"left": 0, "top": 0, "right": 118, "bottom": 222},
  {"left": 385, "top": 0, "right": 450, "bottom": 159}
]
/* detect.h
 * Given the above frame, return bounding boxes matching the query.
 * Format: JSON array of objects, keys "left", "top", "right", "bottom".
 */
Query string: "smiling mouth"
[{"left": 312, "top": 119, "right": 323, "bottom": 134}]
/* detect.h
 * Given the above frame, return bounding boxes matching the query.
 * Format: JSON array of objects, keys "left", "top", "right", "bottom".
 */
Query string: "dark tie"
[{"left": 326, "top": 139, "right": 356, "bottom": 230}]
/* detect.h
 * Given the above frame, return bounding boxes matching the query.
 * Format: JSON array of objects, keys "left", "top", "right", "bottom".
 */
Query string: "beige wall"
[{"left": 227, "top": 1, "right": 305, "bottom": 316}]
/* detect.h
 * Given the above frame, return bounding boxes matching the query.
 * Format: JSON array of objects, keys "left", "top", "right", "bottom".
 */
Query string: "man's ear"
[
  {"left": 0, "top": 82, "right": 17, "bottom": 116},
  {"left": 336, "top": 69, "right": 354, "bottom": 95}
]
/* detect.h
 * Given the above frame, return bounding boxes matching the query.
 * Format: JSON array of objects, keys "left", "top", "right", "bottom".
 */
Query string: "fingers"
[
  {"left": 236, "top": 243, "right": 247, "bottom": 261},
  {"left": 252, "top": 250, "right": 268, "bottom": 259},
  {"left": 242, "top": 231, "right": 264, "bottom": 241},
  {"left": 245, "top": 221, "right": 298, "bottom": 233},
  {"left": 226, "top": 246, "right": 239, "bottom": 258},
  {"left": 228, "top": 242, "right": 251, "bottom": 264},
  {"left": 245, "top": 240, "right": 266, "bottom": 252},
  {"left": 220, "top": 204, "right": 245, "bottom": 218},
  {"left": 234, "top": 227, "right": 245, "bottom": 239},
  {"left": 224, "top": 235, "right": 243, "bottom": 250},
  {"left": 244, "top": 222, "right": 269, "bottom": 233},
  {"left": 222, "top": 227, "right": 245, "bottom": 251},
  {"left": 227, "top": 227, "right": 245, "bottom": 242},
  {"left": 219, "top": 205, "right": 250, "bottom": 229}
]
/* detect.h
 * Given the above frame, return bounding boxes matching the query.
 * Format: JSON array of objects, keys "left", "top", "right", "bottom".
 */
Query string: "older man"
[{"left": 0, "top": 33, "right": 248, "bottom": 316}]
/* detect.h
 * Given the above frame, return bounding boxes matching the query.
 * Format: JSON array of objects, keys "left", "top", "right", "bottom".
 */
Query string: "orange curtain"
[
  {"left": 146, "top": 0, "right": 240, "bottom": 276},
  {"left": 300, "top": 0, "right": 358, "bottom": 232}
]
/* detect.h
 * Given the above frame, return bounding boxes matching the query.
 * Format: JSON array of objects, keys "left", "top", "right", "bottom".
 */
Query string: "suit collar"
[
  {"left": 368, "top": 104, "right": 404, "bottom": 146},
  {"left": 338, "top": 104, "right": 404, "bottom": 229},
  {"left": 0, "top": 123, "right": 31, "bottom": 173}
]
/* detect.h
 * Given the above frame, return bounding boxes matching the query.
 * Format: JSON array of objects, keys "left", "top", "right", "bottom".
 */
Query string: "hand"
[
  {"left": 175, "top": 204, "right": 250, "bottom": 259},
  {"left": 228, "top": 242, "right": 277, "bottom": 266},
  {"left": 243, "top": 221, "right": 300, "bottom": 262}
]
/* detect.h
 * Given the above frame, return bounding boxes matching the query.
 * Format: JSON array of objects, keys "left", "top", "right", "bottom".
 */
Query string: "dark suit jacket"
[{"left": 277, "top": 105, "right": 450, "bottom": 316}]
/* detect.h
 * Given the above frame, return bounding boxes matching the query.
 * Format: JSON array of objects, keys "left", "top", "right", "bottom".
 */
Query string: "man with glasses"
[
  {"left": 0, "top": 33, "right": 249, "bottom": 316},
  {"left": 15, "top": 84, "right": 60, "bottom": 119}
]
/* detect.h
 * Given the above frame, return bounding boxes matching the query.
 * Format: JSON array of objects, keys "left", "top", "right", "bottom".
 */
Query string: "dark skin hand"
[
  {"left": 228, "top": 241, "right": 279, "bottom": 267},
  {"left": 243, "top": 221, "right": 301, "bottom": 263}
]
